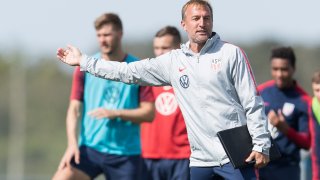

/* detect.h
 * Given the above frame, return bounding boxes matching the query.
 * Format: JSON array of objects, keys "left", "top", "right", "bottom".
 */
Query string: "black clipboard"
[{"left": 217, "top": 125, "right": 281, "bottom": 169}]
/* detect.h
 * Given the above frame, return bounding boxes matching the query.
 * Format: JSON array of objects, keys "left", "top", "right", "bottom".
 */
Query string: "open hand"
[
  {"left": 57, "top": 144, "right": 80, "bottom": 170},
  {"left": 56, "top": 45, "right": 82, "bottom": 66},
  {"left": 88, "top": 108, "right": 120, "bottom": 120},
  {"left": 268, "top": 109, "right": 289, "bottom": 133}
]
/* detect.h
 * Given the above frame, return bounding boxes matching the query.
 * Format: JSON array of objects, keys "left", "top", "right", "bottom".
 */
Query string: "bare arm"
[
  {"left": 118, "top": 101, "right": 155, "bottom": 123},
  {"left": 88, "top": 85, "right": 155, "bottom": 123},
  {"left": 57, "top": 100, "right": 82, "bottom": 170},
  {"left": 66, "top": 100, "right": 82, "bottom": 147},
  {"left": 88, "top": 101, "right": 155, "bottom": 124},
  {"left": 57, "top": 67, "right": 84, "bottom": 170}
]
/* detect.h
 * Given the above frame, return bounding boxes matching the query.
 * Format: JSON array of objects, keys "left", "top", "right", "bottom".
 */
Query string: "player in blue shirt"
[
  {"left": 257, "top": 46, "right": 311, "bottom": 180},
  {"left": 52, "top": 13, "right": 155, "bottom": 180}
]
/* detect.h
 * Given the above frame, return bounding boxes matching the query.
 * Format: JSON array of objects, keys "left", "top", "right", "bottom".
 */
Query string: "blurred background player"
[
  {"left": 140, "top": 26, "right": 190, "bottom": 180},
  {"left": 257, "top": 46, "right": 311, "bottom": 180},
  {"left": 52, "top": 13, "right": 154, "bottom": 180},
  {"left": 310, "top": 70, "right": 320, "bottom": 180}
]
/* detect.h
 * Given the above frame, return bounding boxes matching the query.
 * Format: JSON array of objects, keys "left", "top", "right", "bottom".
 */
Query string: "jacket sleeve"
[
  {"left": 286, "top": 97, "right": 311, "bottom": 149},
  {"left": 79, "top": 53, "right": 173, "bottom": 86},
  {"left": 232, "top": 47, "right": 271, "bottom": 155}
]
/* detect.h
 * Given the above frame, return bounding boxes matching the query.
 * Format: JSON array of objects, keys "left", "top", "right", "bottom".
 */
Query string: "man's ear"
[{"left": 181, "top": 20, "right": 187, "bottom": 32}]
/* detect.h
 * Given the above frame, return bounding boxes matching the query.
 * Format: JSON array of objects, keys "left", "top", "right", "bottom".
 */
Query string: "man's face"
[
  {"left": 270, "top": 58, "right": 295, "bottom": 89},
  {"left": 153, "top": 35, "right": 178, "bottom": 57},
  {"left": 96, "top": 24, "right": 122, "bottom": 55},
  {"left": 312, "top": 83, "right": 320, "bottom": 102},
  {"left": 181, "top": 4, "right": 213, "bottom": 45}
]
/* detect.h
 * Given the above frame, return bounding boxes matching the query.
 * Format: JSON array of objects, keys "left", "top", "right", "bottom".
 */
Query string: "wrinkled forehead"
[{"left": 182, "top": 3, "right": 212, "bottom": 19}]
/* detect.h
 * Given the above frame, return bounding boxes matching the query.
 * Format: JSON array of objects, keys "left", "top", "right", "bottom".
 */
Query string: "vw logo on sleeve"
[{"left": 179, "top": 75, "right": 189, "bottom": 88}]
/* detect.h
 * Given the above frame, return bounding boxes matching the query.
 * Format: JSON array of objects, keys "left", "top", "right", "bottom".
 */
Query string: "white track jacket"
[{"left": 79, "top": 33, "right": 271, "bottom": 167}]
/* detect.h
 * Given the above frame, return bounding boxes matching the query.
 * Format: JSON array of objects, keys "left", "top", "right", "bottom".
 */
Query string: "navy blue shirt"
[{"left": 258, "top": 80, "right": 310, "bottom": 164}]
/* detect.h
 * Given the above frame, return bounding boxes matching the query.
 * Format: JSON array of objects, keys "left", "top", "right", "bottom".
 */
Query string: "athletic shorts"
[
  {"left": 258, "top": 162, "right": 300, "bottom": 180},
  {"left": 141, "top": 158, "right": 190, "bottom": 180},
  {"left": 71, "top": 146, "right": 142, "bottom": 180},
  {"left": 190, "top": 163, "right": 256, "bottom": 180}
]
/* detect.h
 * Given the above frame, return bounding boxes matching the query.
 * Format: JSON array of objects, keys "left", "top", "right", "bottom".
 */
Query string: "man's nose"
[
  {"left": 199, "top": 16, "right": 209, "bottom": 27},
  {"left": 276, "top": 70, "right": 284, "bottom": 77},
  {"left": 199, "top": 18, "right": 205, "bottom": 26}
]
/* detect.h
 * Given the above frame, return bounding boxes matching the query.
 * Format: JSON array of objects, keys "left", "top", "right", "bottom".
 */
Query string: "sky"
[{"left": 1, "top": 0, "right": 320, "bottom": 57}]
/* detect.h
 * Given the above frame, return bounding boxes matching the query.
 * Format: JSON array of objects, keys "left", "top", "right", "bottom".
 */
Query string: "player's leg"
[
  {"left": 52, "top": 165, "right": 91, "bottom": 180},
  {"left": 52, "top": 146, "right": 102, "bottom": 180}
]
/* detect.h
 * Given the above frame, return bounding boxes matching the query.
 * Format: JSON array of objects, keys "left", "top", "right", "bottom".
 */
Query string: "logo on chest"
[
  {"left": 104, "top": 86, "right": 120, "bottom": 104},
  {"left": 155, "top": 92, "right": 178, "bottom": 116},
  {"left": 179, "top": 75, "right": 189, "bottom": 89},
  {"left": 211, "top": 58, "right": 222, "bottom": 72},
  {"left": 282, "top": 102, "right": 295, "bottom": 116},
  {"left": 178, "top": 66, "right": 187, "bottom": 72}
]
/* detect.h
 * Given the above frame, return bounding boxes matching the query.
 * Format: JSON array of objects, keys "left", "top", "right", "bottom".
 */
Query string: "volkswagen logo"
[{"left": 179, "top": 75, "right": 189, "bottom": 88}]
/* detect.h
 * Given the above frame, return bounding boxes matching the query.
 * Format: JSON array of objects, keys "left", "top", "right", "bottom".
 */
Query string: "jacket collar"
[{"left": 181, "top": 32, "right": 219, "bottom": 56}]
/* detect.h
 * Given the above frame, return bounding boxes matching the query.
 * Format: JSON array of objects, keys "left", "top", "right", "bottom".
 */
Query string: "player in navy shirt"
[{"left": 257, "top": 46, "right": 311, "bottom": 180}]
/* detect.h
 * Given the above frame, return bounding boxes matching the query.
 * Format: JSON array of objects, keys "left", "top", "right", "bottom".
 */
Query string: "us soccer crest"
[
  {"left": 282, "top": 102, "right": 295, "bottom": 116},
  {"left": 211, "top": 58, "right": 222, "bottom": 72}
]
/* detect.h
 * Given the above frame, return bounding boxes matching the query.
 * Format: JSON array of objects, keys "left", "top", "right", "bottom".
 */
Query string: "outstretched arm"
[{"left": 57, "top": 45, "right": 173, "bottom": 86}]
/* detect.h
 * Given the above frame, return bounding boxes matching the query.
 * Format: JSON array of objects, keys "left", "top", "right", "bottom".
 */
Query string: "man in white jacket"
[{"left": 57, "top": 0, "right": 270, "bottom": 179}]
